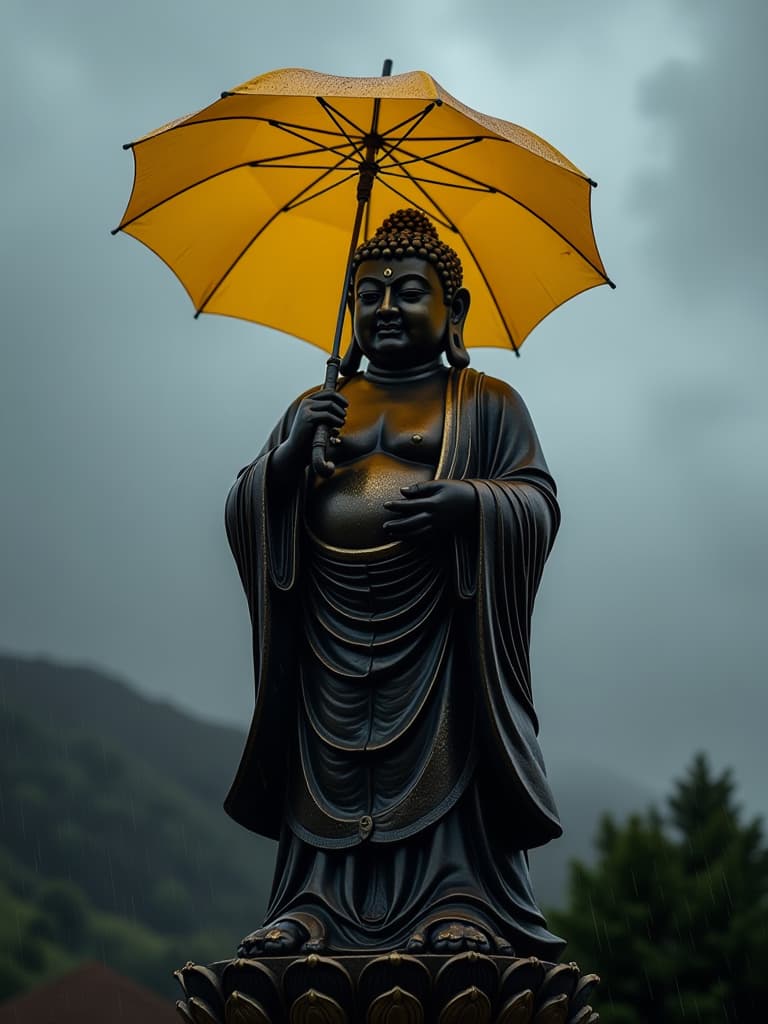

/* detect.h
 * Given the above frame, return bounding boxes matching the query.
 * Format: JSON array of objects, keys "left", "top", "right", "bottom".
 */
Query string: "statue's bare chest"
[
  {"left": 333, "top": 373, "right": 446, "bottom": 465},
  {"left": 305, "top": 372, "right": 447, "bottom": 548}
]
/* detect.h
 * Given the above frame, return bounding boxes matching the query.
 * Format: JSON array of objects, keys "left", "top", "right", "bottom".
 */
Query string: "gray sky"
[{"left": 1, "top": 0, "right": 765, "bottom": 819}]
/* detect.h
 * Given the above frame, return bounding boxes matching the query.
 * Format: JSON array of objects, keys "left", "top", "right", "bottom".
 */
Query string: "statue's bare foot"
[
  {"left": 491, "top": 933, "right": 515, "bottom": 955},
  {"left": 237, "top": 919, "right": 309, "bottom": 957},
  {"left": 405, "top": 929, "right": 427, "bottom": 952},
  {"left": 429, "top": 920, "right": 492, "bottom": 953}
]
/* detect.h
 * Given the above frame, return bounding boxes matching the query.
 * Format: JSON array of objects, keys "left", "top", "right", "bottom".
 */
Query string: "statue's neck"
[{"left": 363, "top": 357, "right": 445, "bottom": 385}]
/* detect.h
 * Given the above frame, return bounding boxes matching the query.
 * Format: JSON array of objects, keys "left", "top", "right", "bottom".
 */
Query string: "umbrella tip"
[
  {"left": 110, "top": 226, "right": 121, "bottom": 236},
  {"left": 382, "top": 59, "right": 393, "bottom": 76},
  {"left": 607, "top": 277, "right": 617, "bottom": 290},
  {"left": 122, "top": 142, "right": 133, "bottom": 150},
  {"left": 588, "top": 178, "right": 598, "bottom": 188},
  {"left": 221, "top": 91, "right": 233, "bottom": 99}
]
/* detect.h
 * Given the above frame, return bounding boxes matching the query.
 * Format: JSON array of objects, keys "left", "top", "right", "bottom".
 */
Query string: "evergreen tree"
[{"left": 550, "top": 754, "right": 768, "bottom": 1023}]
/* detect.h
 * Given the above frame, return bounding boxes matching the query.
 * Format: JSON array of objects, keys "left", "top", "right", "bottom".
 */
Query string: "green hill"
[
  {"left": 0, "top": 654, "right": 273, "bottom": 1001},
  {"left": 0, "top": 655, "right": 249, "bottom": 807}
]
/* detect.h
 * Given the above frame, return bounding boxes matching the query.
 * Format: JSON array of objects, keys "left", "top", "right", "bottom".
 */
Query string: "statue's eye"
[
  {"left": 399, "top": 289, "right": 426, "bottom": 303},
  {"left": 357, "top": 290, "right": 381, "bottom": 305}
]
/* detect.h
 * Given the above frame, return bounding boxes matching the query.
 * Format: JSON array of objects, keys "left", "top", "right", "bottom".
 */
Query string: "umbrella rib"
[
  {"left": 381, "top": 170, "right": 493, "bottom": 193},
  {"left": 195, "top": 156, "right": 353, "bottom": 318},
  {"left": 128, "top": 114, "right": 362, "bottom": 148},
  {"left": 459, "top": 232, "right": 519, "bottom": 354},
  {"left": 248, "top": 143, "right": 356, "bottom": 166},
  {"left": 283, "top": 172, "right": 359, "bottom": 211},
  {"left": 315, "top": 98, "right": 367, "bottom": 160},
  {"left": 400, "top": 131, "right": 594, "bottom": 182},
  {"left": 394, "top": 143, "right": 611, "bottom": 284},
  {"left": 266, "top": 122, "right": 363, "bottom": 166},
  {"left": 315, "top": 97, "right": 367, "bottom": 138},
  {"left": 373, "top": 177, "right": 455, "bottom": 234},
  {"left": 394, "top": 141, "right": 505, "bottom": 190},
  {"left": 255, "top": 162, "right": 359, "bottom": 171},
  {"left": 377, "top": 105, "right": 436, "bottom": 161},
  {"left": 385, "top": 133, "right": 494, "bottom": 142},
  {"left": 115, "top": 159, "right": 271, "bottom": 231},
  {"left": 381, "top": 137, "right": 483, "bottom": 169},
  {"left": 115, "top": 143, "right": 359, "bottom": 231},
  {"left": 385, "top": 153, "right": 520, "bottom": 353},
  {"left": 378, "top": 103, "right": 438, "bottom": 140},
  {"left": 259, "top": 117, "right": 362, "bottom": 139},
  {"left": 383, "top": 150, "right": 459, "bottom": 226}
]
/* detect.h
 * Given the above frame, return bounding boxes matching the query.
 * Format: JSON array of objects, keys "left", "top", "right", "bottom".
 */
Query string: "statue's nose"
[{"left": 378, "top": 285, "right": 395, "bottom": 313}]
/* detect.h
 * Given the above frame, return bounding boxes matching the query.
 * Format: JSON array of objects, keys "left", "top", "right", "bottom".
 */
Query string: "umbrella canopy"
[{"left": 115, "top": 66, "right": 613, "bottom": 354}]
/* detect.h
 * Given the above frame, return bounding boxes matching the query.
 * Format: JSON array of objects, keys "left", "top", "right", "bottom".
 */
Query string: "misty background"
[{"left": 1, "top": 0, "right": 765, "bottom": 842}]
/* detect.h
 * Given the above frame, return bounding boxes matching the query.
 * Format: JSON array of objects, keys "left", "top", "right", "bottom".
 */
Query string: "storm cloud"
[{"left": 1, "top": 0, "right": 765, "bottom": 826}]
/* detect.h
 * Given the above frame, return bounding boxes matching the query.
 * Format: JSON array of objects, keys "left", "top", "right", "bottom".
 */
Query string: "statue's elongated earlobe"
[
  {"left": 445, "top": 330, "right": 470, "bottom": 368},
  {"left": 445, "top": 286, "right": 471, "bottom": 367},
  {"left": 340, "top": 336, "right": 363, "bottom": 376}
]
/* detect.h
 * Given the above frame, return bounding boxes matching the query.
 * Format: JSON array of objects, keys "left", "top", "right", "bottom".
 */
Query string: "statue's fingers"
[
  {"left": 314, "top": 388, "right": 348, "bottom": 405},
  {"left": 385, "top": 496, "right": 436, "bottom": 514},
  {"left": 309, "top": 399, "right": 348, "bottom": 416},
  {"left": 383, "top": 512, "right": 432, "bottom": 536},
  {"left": 308, "top": 401, "right": 346, "bottom": 414},
  {"left": 307, "top": 409, "right": 347, "bottom": 427},
  {"left": 400, "top": 481, "right": 442, "bottom": 499},
  {"left": 383, "top": 499, "right": 415, "bottom": 515},
  {"left": 311, "top": 390, "right": 348, "bottom": 403}
]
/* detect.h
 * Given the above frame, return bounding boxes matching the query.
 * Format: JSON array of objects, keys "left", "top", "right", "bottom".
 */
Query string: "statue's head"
[{"left": 341, "top": 209, "right": 470, "bottom": 374}]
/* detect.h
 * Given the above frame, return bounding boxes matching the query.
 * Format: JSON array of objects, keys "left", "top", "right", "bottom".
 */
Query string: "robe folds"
[{"left": 225, "top": 366, "right": 565, "bottom": 956}]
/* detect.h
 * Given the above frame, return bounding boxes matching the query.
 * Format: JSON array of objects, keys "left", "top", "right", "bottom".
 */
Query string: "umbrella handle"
[{"left": 311, "top": 356, "right": 341, "bottom": 478}]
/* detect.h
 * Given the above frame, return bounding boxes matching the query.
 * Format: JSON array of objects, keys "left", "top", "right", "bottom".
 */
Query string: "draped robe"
[{"left": 225, "top": 366, "right": 565, "bottom": 957}]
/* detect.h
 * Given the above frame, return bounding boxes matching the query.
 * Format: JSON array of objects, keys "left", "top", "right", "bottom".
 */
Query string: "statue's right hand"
[{"left": 272, "top": 389, "right": 348, "bottom": 483}]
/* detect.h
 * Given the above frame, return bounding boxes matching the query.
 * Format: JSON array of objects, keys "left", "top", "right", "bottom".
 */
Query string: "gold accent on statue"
[
  {"left": 175, "top": 951, "right": 600, "bottom": 1022},
  {"left": 224, "top": 990, "right": 272, "bottom": 1024},
  {"left": 367, "top": 985, "right": 424, "bottom": 1024},
  {"left": 495, "top": 989, "right": 534, "bottom": 1024},
  {"left": 437, "top": 986, "right": 492, "bottom": 1024},
  {"left": 289, "top": 988, "right": 347, "bottom": 1024}
]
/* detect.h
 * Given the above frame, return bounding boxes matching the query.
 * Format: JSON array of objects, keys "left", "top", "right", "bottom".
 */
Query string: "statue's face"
[{"left": 353, "top": 257, "right": 448, "bottom": 370}]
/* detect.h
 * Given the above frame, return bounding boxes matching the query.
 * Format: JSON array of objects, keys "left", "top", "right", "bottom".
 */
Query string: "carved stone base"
[{"left": 174, "top": 952, "right": 600, "bottom": 1023}]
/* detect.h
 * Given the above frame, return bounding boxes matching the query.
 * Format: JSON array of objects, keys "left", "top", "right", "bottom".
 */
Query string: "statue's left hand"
[{"left": 383, "top": 481, "right": 477, "bottom": 540}]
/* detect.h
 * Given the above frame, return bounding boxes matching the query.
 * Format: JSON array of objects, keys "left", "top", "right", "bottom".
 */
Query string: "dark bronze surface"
[
  {"left": 174, "top": 954, "right": 600, "bottom": 1023},
  {"left": 223, "top": 212, "right": 567, "bottom": 962}
]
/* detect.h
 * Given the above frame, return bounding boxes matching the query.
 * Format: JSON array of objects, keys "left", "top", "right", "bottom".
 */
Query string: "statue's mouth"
[{"left": 375, "top": 324, "right": 403, "bottom": 338}]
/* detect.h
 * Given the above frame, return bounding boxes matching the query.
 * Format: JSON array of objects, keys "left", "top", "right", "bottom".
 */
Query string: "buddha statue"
[{"left": 225, "top": 209, "right": 565, "bottom": 960}]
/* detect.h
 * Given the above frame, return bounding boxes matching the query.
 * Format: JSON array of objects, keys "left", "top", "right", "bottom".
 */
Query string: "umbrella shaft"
[
  {"left": 329, "top": 98, "right": 382, "bottom": 365},
  {"left": 329, "top": 192, "right": 369, "bottom": 363}
]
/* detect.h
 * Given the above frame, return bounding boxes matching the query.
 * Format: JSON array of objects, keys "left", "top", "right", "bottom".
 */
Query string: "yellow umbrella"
[
  {"left": 114, "top": 62, "right": 613, "bottom": 469},
  {"left": 115, "top": 63, "right": 612, "bottom": 345}
]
